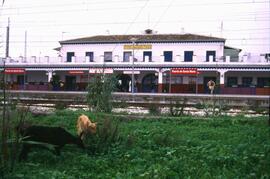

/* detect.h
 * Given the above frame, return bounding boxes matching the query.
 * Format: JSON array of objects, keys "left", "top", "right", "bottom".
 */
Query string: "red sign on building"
[
  {"left": 89, "top": 68, "right": 113, "bottom": 74},
  {"left": 171, "top": 68, "right": 199, "bottom": 75},
  {"left": 4, "top": 68, "right": 25, "bottom": 74},
  {"left": 68, "top": 71, "right": 85, "bottom": 75}
]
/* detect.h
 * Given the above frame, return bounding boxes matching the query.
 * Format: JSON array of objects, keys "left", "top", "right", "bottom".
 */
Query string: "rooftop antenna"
[
  {"left": 220, "top": 20, "right": 223, "bottom": 37},
  {"left": 147, "top": 13, "right": 150, "bottom": 29}
]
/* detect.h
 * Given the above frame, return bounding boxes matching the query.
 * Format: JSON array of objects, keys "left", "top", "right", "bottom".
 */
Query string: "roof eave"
[{"left": 60, "top": 40, "right": 225, "bottom": 45}]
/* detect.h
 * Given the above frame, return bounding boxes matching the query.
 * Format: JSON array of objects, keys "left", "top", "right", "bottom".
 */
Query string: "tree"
[{"left": 87, "top": 73, "right": 117, "bottom": 113}]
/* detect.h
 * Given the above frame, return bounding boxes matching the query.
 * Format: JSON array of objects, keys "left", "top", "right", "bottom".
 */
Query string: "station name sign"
[
  {"left": 123, "top": 71, "right": 140, "bottom": 74},
  {"left": 171, "top": 68, "right": 199, "bottom": 75},
  {"left": 123, "top": 44, "right": 152, "bottom": 50},
  {"left": 4, "top": 68, "right": 25, "bottom": 74}
]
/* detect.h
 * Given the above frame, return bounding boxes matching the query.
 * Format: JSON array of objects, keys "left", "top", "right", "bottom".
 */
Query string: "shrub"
[{"left": 169, "top": 98, "right": 187, "bottom": 116}]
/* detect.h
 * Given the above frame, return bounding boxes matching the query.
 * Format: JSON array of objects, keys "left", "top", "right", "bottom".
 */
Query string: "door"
[
  {"left": 65, "top": 76, "right": 76, "bottom": 91},
  {"left": 143, "top": 51, "right": 152, "bottom": 62},
  {"left": 67, "top": 52, "right": 75, "bottom": 62},
  {"left": 86, "top": 52, "right": 94, "bottom": 62},
  {"left": 17, "top": 75, "right": 25, "bottom": 90},
  {"left": 206, "top": 51, "right": 216, "bottom": 62},
  {"left": 164, "top": 51, "right": 173, "bottom": 62},
  {"left": 123, "top": 52, "right": 132, "bottom": 62}
]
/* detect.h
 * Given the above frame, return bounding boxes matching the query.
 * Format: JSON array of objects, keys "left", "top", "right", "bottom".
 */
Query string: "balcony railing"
[{"left": 2, "top": 55, "right": 269, "bottom": 64}]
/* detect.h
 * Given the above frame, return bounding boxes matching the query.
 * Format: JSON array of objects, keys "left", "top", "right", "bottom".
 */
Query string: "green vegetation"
[{"left": 5, "top": 110, "right": 270, "bottom": 178}]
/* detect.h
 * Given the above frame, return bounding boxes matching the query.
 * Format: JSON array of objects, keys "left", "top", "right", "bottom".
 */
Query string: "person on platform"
[{"left": 207, "top": 80, "right": 215, "bottom": 94}]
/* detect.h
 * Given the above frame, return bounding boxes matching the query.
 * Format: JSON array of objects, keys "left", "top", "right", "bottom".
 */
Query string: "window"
[
  {"left": 143, "top": 51, "right": 152, "bottom": 62},
  {"left": 123, "top": 51, "right": 132, "bottom": 62},
  {"left": 164, "top": 51, "right": 173, "bottom": 62},
  {"left": 206, "top": 51, "right": 216, "bottom": 62},
  {"left": 171, "top": 76, "right": 183, "bottom": 84},
  {"left": 184, "top": 51, "right": 193, "bottom": 62},
  {"left": 104, "top": 52, "right": 112, "bottom": 62},
  {"left": 188, "top": 76, "right": 196, "bottom": 84},
  {"left": 163, "top": 73, "right": 183, "bottom": 84},
  {"left": 67, "top": 52, "right": 74, "bottom": 62},
  {"left": 227, "top": 77, "right": 238, "bottom": 87},
  {"left": 257, "top": 77, "right": 270, "bottom": 87},
  {"left": 85, "top": 52, "right": 94, "bottom": 62},
  {"left": 242, "top": 77, "right": 253, "bottom": 87}
]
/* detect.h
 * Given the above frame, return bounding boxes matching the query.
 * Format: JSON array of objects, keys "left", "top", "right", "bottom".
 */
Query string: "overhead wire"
[
  {"left": 1, "top": 0, "right": 269, "bottom": 56},
  {"left": 1, "top": 0, "right": 269, "bottom": 16},
  {"left": 1, "top": 0, "right": 269, "bottom": 10}
]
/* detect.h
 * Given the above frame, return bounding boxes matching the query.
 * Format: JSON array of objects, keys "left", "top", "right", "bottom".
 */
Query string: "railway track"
[{"left": 1, "top": 90, "right": 268, "bottom": 109}]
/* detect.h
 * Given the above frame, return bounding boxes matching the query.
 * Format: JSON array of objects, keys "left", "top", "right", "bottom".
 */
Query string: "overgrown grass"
[{"left": 7, "top": 110, "right": 270, "bottom": 178}]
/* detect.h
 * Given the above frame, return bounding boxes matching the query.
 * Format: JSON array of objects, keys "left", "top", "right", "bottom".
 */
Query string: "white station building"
[{"left": 1, "top": 30, "right": 270, "bottom": 95}]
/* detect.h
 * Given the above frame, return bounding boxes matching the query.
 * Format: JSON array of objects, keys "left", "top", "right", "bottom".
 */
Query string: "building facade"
[{"left": 1, "top": 32, "right": 270, "bottom": 95}]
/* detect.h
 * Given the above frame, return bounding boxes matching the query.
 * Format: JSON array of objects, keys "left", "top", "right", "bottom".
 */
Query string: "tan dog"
[{"left": 77, "top": 114, "right": 97, "bottom": 140}]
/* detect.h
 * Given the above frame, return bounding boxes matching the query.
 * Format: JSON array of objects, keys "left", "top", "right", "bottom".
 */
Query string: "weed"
[
  {"left": 54, "top": 102, "right": 67, "bottom": 110},
  {"left": 125, "top": 134, "right": 136, "bottom": 149},
  {"left": 199, "top": 99, "right": 227, "bottom": 117},
  {"left": 169, "top": 98, "right": 187, "bottom": 116},
  {"left": 148, "top": 104, "right": 160, "bottom": 115},
  {"left": 84, "top": 118, "right": 120, "bottom": 154}
]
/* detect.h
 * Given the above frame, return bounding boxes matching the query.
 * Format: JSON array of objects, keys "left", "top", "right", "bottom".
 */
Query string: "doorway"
[
  {"left": 65, "top": 76, "right": 76, "bottom": 91},
  {"left": 117, "top": 74, "right": 131, "bottom": 92},
  {"left": 17, "top": 75, "right": 25, "bottom": 85},
  {"left": 142, "top": 73, "right": 158, "bottom": 92}
]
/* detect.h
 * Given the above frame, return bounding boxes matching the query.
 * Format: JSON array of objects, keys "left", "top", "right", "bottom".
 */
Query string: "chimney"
[{"left": 144, "top": 29, "right": 153, "bottom": 34}]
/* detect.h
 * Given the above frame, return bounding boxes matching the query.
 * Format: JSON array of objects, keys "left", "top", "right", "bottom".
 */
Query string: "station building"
[{"left": 1, "top": 30, "right": 270, "bottom": 95}]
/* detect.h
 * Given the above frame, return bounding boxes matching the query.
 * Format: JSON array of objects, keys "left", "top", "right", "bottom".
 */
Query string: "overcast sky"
[{"left": 0, "top": 0, "right": 269, "bottom": 57}]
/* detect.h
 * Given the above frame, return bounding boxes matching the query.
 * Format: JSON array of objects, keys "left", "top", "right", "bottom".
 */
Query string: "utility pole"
[
  {"left": 130, "top": 37, "right": 137, "bottom": 94},
  {"left": 5, "top": 17, "right": 10, "bottom": 58},
  {"left": 24, "top": 31, "right": 27, "bottom": 62}
]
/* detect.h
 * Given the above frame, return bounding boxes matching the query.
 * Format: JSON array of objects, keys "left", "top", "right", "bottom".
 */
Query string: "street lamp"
[{"left": 130, "top": 37, "right": 137, "bottom": 94}]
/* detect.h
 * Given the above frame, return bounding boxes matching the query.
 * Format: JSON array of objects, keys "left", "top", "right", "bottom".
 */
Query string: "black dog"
[{"left": 18, "top": 125, "right": 84, "bottom": 161}]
